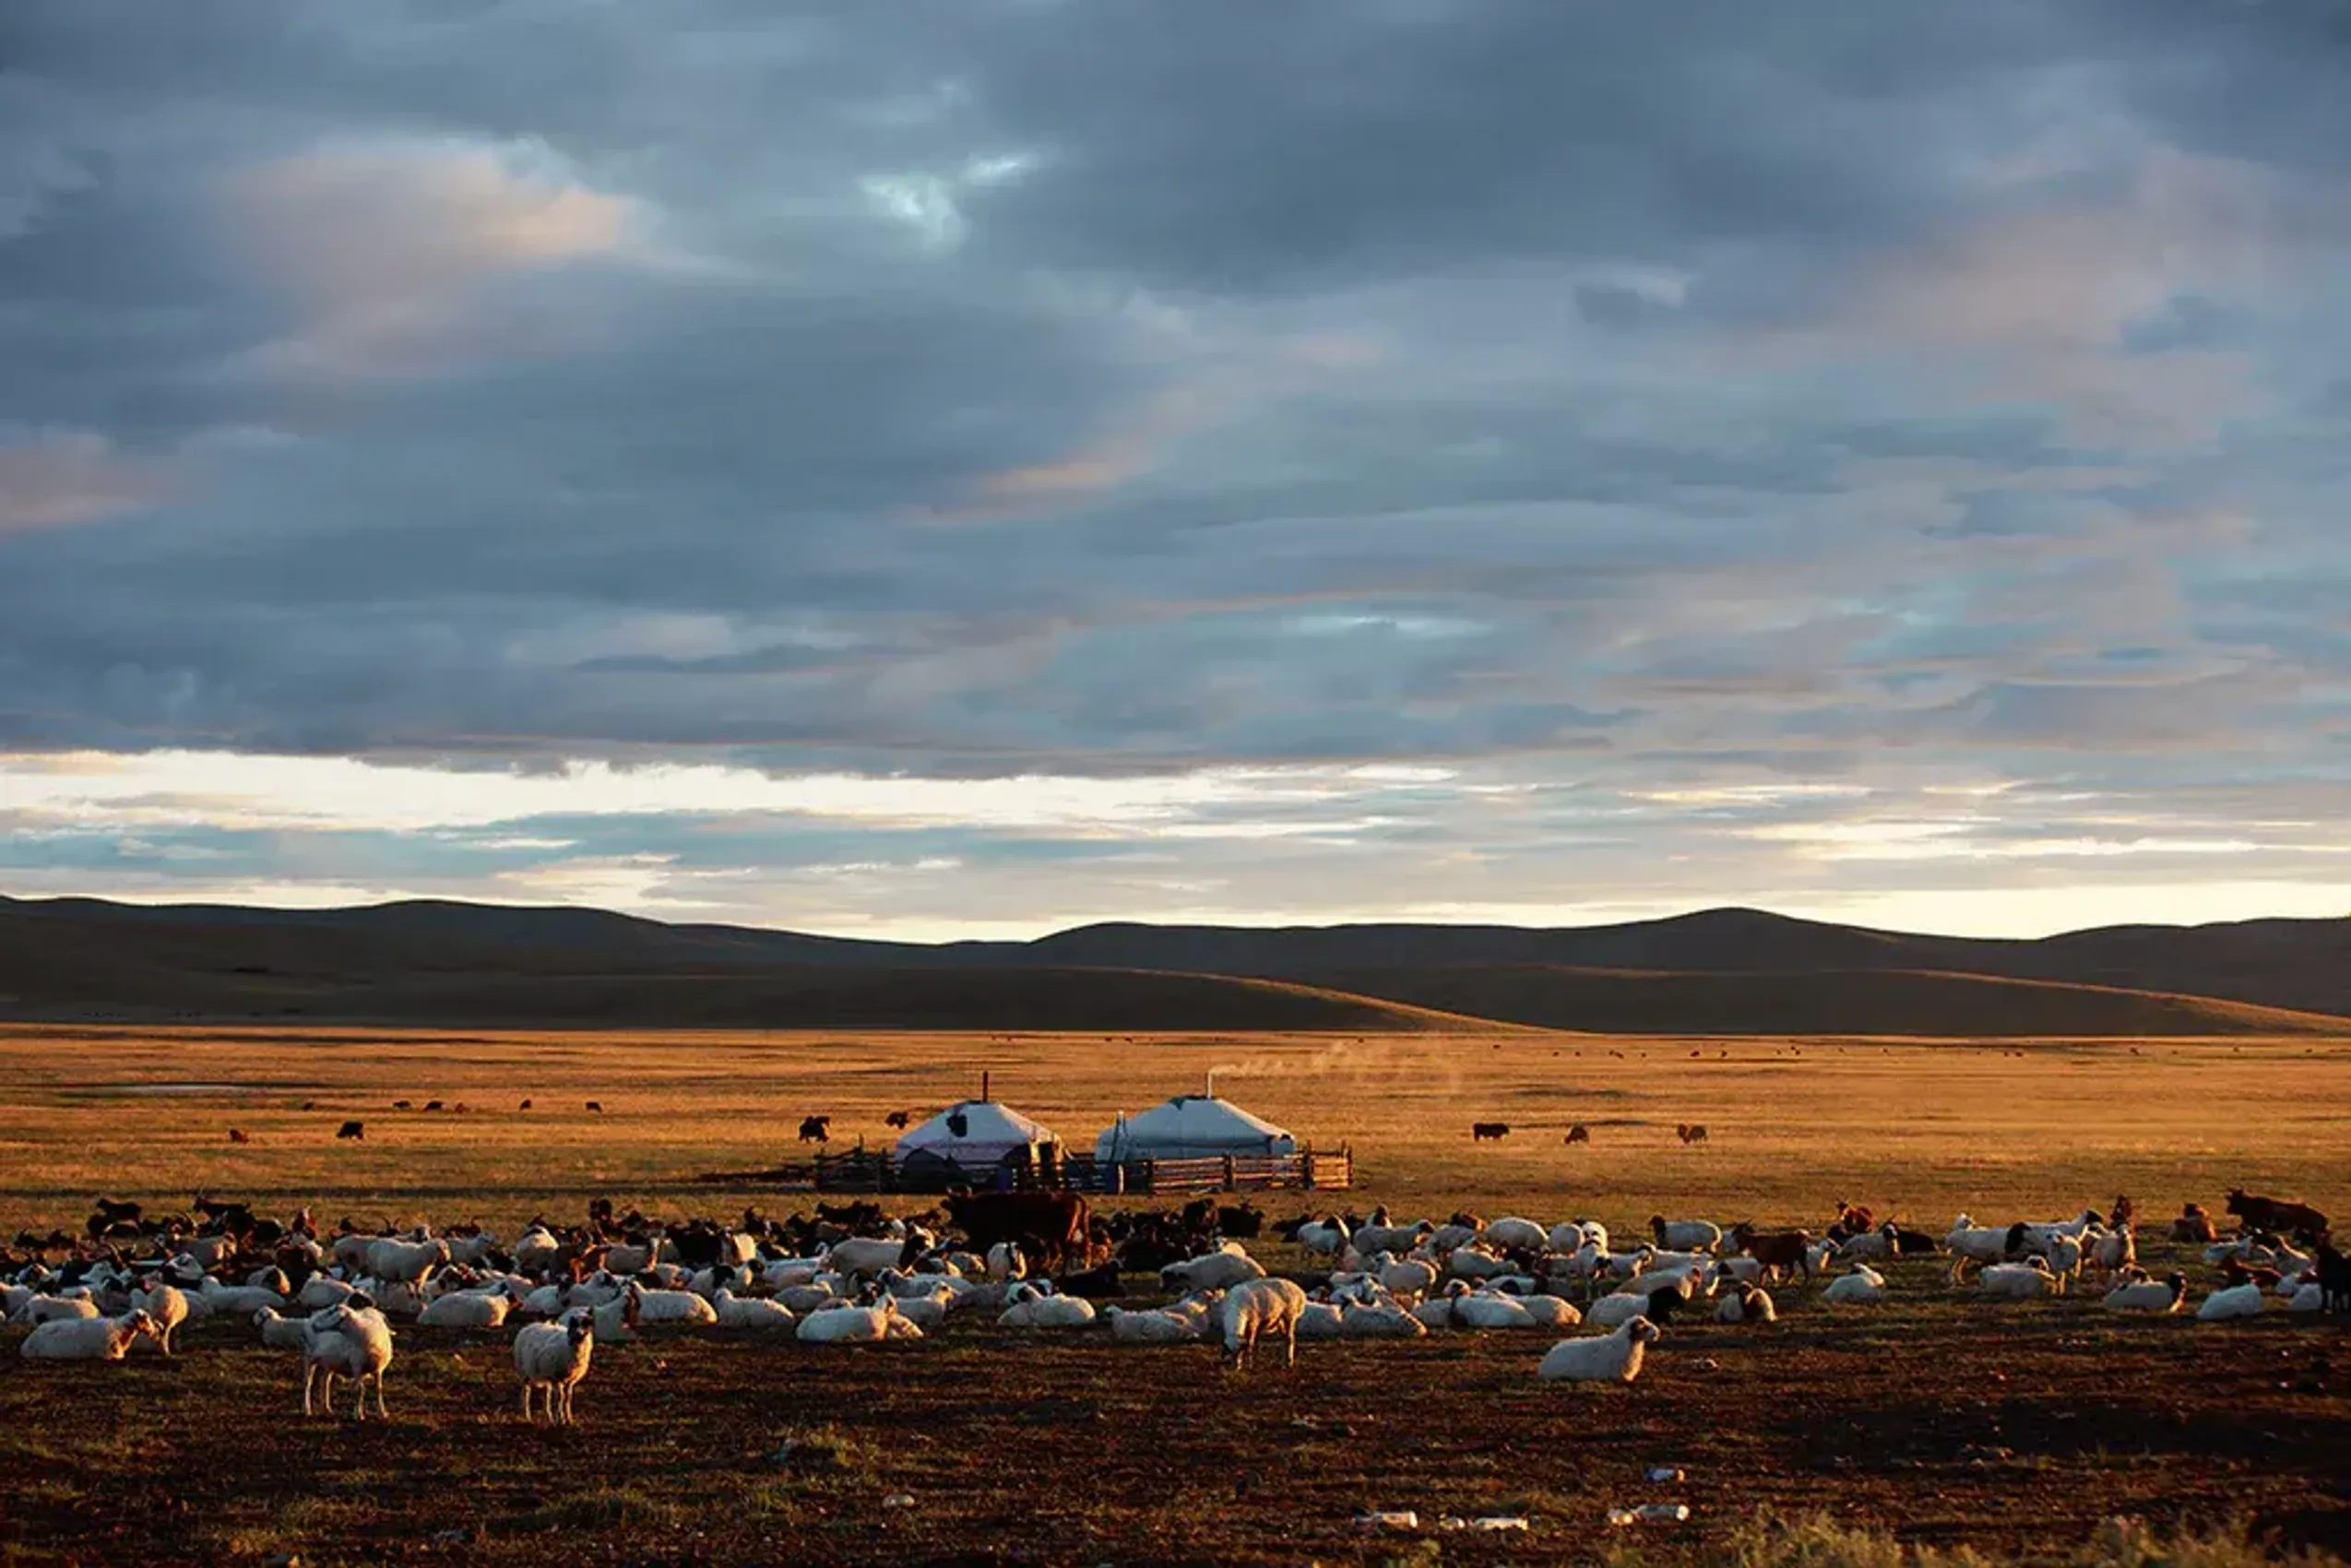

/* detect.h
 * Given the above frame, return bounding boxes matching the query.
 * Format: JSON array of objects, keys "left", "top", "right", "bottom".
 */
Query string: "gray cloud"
[{"left": 4, "top": 1, "right": 2350, "bottom": 930}]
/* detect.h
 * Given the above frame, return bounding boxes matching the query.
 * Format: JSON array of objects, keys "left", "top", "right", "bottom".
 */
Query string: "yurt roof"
[{"left": 893, "top": 1098, "right": 1061, "bottom": 1156}]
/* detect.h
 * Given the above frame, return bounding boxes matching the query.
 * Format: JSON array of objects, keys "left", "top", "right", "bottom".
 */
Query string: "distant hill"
[{"left": 3, "top": 895, "right": 2348, "bottom": 1036}]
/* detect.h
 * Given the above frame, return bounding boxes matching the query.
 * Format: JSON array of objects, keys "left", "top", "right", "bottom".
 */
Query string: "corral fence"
[{"left": 695, "top": 1145, "right": 1353, "bottom": 1195}]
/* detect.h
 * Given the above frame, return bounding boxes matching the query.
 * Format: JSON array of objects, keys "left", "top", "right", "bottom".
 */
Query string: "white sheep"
[
  {"left": 1651, "top": 1217, "right": 1723, "bottom": 1252},
  {"left": 2288, "top": 1282, "right": 2324, "bottom": 1313},
  {"left": 2087, "top": 1227, "right": 2137, "bottom": 1275},
  {"left": 1537, "top": 1315, "right": 1660, "bottom": 1384},
  {"left": 255, "top": 1305, "right": 315, "bottom": 1349},
  {"left": 1338, "top": 1299, "right": 1427, "bottom": 1338},
  {"left": 997, "top": 1287, "right": 1098, "bottom": 1329},
  {"left": 1482, "top": 1217, "right": 1548, "bottom": 1252},
  {"left": 825, "top": 1238, "right": 905, "bottom": 1276},
  {"left": 298, "top": 1275, "right": 360, "bottom": 1312},
  {"left": 1378, "top": 1253, "right": 1441, "bottom": 1297},
  {"left": 1294, "top": 1300, "right": 1347, "bottom": 1339},
  {"left": 1943, "top": 1217, "right": 2012, "bottom": 1279},
  {"left": 418, "top": 1282, "right": 519, "bottom": 1330},
  {"left": 797, "top": 1298, "right": 907, "bottom": 1343},
  {"left": 2103, "top": 1273, "right": 2187, "bottom": 1313},
  {"left": 1295, "top": 1218, "right": 1348, "bottom": 1256},
  {"left": 2196, "top": 1282, "right": 2267, "bottom": 1322},
  {"left": 20, "top": 1309, "right": 160, "bottom": 1362},
  {"left": 631, "top": 1287, "right": 718, "bottom": 1326},
  {"left": 1821, "top": 1265, "right": 1886, "bottom": 1305},
  {"left": 589, "top": 1286, "right": 642, "bottom": 1343},
  {"left": 20, "top": 1293, "right": 100, "bottom": 1325},
  {"left": 985, "top": 1242, "right": 1027, "bottom": 1282},
  {"left": 1105, "top": 1304, "right": 1201, "bottom": 1344},
  {"left": 1221, "top": 1277, "right": 1309, "bottom": 1368},
  {"left": 1979, "top": 1260, "right": 2065, "bottom": 1300},
  {"left": 711, "top": 1289, "right": 798, "bottom": 1331},
  {"left": 1518, "top": 1294, "right": 1583, "bottom": 1328},
  {"left": 302, "top": 1304, "right": 393, "bottom": 1420},
  {"left": 1162, "top": 1242, "right": 1266, "bottom": 1293},
  {"left": 365, "top": 1236, "right": 450, "bottom": 1286},
  {"left": 1586, "top": 1289, "right": 1669, "bottom": 1330},
  {"left": 132, "top": 1283, "right": 188, "bottom": 1354},
  {"left": 1450, "top": 1292, "right": 1538, "bottom": 1331},
  {"left": 514, "top": 1308, "right": 597, "bottom": 1424},
  {"left": 1716, "top": 1284, "right": 1776, "bottom": 1324}
]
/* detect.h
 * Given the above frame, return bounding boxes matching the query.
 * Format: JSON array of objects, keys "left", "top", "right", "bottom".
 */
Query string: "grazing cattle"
[
  {"left": 424, "top": 1100, "right": 444, "bottom": 1112},
  {"left": 228, "top": 1129, "right": 250, "bottom": 1145},
  {"left": 885, "top": 1111, "right": 913, "bottom": 1130},
  {"left": 944, "top": 1191, "right": 1091, "bottom": 1273},
  {"left": 392, "top": 1100, "right": 411, "bottom": 1111},
  {"left": 585, "top": 1101, "right": 604, "bottom": 1114},
  {"left": 518, "top": 1099, "right": 533, "bottom": 1111},
  {"left": 336, "top": 1121, "right": 365, "bottom": 1141},
  {"left": 2317, "top": 1241, "right": 2351, "bottom": 1314},
  {"left": 1470, "top": 1123, "right": 1511, "bottom": 1143},
  {"left": 1563, "top": 1123, "right": 1591, "bottom": 1146},
  {"left": 798, "top": 1115, "right": 832, "bottom": 1144},
  {"left": 2225, "top": 1188, "right": 2331, "bottom": 1243},
  {"left": 1729, "top": 1223, "right": 1816, "bottom": 1282},
  {"left": 1677, "top": 1123, "right": 1710, "bottom": 1145}
]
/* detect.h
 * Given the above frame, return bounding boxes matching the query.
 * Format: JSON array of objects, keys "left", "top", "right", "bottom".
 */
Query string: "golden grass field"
[
  {"left": 2, "top": 1025, "right": 2344, "bottom": 1229},
  {"left": 4, "top": 1025, "right": 2349, "bottom": 1565}
]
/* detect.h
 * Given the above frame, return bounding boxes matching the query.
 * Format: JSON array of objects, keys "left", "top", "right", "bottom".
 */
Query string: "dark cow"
[
  {"left": 2317, "top": 1241, "right": 2351, "bottom": 1314},
  {"left": 1470, "top": 1123, "right": 1510, "bottom": 1142},
  {"left": 337, "top": 1121, "right": 366, "bottom": 1141},
  {"left": 798, "top": 1115, "right": 832, "bottom": 1144},
  {"left": 227, "top": 1128, "right": 250, "bottom": 1145},
  {"left": 586, "top": 1101, "right": 605, "bottom": 1114},
  {"left": 2225, "top": 1188, "right": 2331, "bottom": 1243},
  {"left": 518, "top": 1099, "right": 533, "bottom": 1111},
  {"left": 944, "top": 1191, "right": 1091, "bottom": 1273},
  {"left": 1563, "top": 1123, "right": 1591, "bottom": 1146},
  {"left": 885, "top": 1111, "right": 913, "bottom": 1130},
  {"left": 1677, "top": 1123, "right": 1710, "bottom": 1145},
  {"left": 1729, "top": 1223, "right": 1816, "bottom": 1282}
]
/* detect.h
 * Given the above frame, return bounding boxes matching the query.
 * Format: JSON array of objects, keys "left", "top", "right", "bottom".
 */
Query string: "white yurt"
[
  {"left": 893, "top": 1095, "right": 1062, "bottom": 1184},
  {"left": 1094, "top": 1092, "right": 1297, "bottom": 1165}
]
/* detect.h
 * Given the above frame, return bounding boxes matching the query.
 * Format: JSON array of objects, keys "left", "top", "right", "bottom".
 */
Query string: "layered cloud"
[{"left": 4, "top": 1, "right": 2349, "bottom": 934}]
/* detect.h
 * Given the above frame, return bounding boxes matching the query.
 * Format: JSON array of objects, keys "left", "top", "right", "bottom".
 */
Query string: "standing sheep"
[
  {"left": 1220, "top": 1278, "right": 1309, "bottom": 1369},
  {"left": 515, "top": 1308, "right": 597, "bottom": 1425}
]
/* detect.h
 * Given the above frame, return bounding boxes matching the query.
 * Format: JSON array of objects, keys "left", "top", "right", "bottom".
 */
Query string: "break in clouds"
[{"left": 6, "top": 1, "right": 2351, "bottom": 935}]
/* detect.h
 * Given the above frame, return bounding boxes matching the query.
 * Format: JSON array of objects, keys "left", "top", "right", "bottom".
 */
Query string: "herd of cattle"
[{"left": 4, "top": 1182, "right": 2344, "bottom": 1420}]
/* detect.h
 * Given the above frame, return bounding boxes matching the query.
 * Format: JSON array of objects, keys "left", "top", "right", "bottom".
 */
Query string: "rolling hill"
[{"left": 4, "top": 895, "right": 2349, "bottom": 1035}]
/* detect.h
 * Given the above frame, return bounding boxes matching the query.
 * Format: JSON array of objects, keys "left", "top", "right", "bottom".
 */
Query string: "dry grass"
[
  {"left": 2, "top": 1025, "right": 2346, "bottom": 1564},
  {"left": 0, "top": 1025, "right": 2342, "bottom": 1228}
]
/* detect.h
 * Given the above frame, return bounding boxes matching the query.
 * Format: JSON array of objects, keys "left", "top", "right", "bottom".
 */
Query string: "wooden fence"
[{"left": 794, "top": 1145, "right": 1353, "bottom": 1195}]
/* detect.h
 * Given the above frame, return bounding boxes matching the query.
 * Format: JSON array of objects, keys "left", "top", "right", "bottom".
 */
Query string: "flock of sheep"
[{"left": 6, "top": 1186, "right": 2343, "bottom": 1426}]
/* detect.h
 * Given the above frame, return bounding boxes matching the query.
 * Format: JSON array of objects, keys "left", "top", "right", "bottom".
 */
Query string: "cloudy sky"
[{"left": 6, "top": 1, "right": 2351, "bottom": 940}]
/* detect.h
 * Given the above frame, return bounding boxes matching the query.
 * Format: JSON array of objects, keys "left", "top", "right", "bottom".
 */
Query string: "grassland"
[
  {"left": 0, "top": 1026, "right": 2343, "bottom": 1227},
  {"left": 1, "top": 1026, "right": 2345, "bottom": 1564}
]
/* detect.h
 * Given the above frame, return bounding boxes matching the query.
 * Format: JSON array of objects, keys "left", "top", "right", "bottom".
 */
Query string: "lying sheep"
[
  {"left": 1821, "top": 1265, "right": 1886, "bottom": 1305},
  {"left": 2103, "top": 1272, "right": 2188, "bottom": 1313},
  {"left": 1537, "top": 1315, "right": 1660, "bottom": 1384},
  {"left": 21, "top": 1309, "right": 161, "bottom": 1362},
  {"left": 2195, "top": 1282, "right": 2267, "bottom": 1322},
  {"left": 1978, "top": 1259, "right": 2065, "bottom": 1300},
  {"left": 712, "top": 1289, "right": 798, "bottom": 1332},
  {"left": 1715, "top": 1284, "right": 1776, "bottom": 1324},
  {"left": 1162, "top": 1242, "right": 1266, "bottom": 1294}
]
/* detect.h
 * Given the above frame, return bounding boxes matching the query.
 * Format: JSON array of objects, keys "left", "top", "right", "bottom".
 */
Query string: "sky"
[{"left": 6, "top": 1, "right": 2351, "bottom": 942}]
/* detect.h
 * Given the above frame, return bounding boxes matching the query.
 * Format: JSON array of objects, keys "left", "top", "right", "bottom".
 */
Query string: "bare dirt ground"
[{"left": 1, "top": 1028, "right": 2345, "bottom": 1563}]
